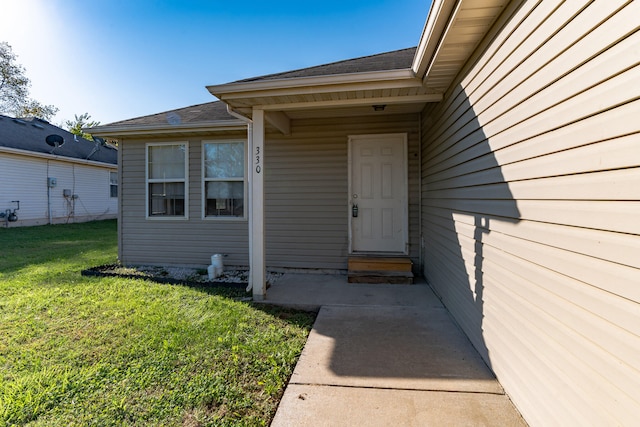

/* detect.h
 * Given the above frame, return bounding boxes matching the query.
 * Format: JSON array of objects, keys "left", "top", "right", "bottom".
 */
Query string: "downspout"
[
  {"left": 47, "top": 184, "right": 52, "bottom": 225},
  {"left": 47, "top": 160, "right": 52, "bottom": 225},
  {"left": 225, "top": 104, "right": 254, "bottom": 292},
  {"left": 417, "top": 113, "right": 423, "bottom": 277}
]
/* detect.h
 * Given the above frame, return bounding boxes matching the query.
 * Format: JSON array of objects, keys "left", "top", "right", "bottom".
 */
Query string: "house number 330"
[{"left": 255, "top": 146, "right": 261, "bottom": 174}]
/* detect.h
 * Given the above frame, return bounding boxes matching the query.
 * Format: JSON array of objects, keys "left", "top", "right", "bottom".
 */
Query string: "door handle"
[{"left": 352, "top": 204, "right": 358, "bottom": 218}]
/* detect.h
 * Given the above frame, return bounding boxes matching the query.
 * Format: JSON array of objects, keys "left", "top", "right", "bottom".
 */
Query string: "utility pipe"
[{"left": 47, "top": 181, "right": 52, "bottom": 225}]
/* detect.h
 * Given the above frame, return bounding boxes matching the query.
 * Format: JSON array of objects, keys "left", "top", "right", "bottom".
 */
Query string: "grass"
[{"left": 0, "top": 220, "right": 315, "bottom": 426}]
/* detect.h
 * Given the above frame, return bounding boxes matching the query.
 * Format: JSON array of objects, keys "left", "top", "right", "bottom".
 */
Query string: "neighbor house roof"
[{"left": 0, "top": 114, "right": 117, "bottom": 166}]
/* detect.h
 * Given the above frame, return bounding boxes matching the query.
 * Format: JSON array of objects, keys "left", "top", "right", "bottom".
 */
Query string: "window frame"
[
  {"left": 109, "top": 170, "right": 118, "bottom": 198},
  {"left": 201, "top": 139, "right": 247, "bottom": 221},
  {"left": 145, "top": 142, "right": 189, "bottom": 220}
]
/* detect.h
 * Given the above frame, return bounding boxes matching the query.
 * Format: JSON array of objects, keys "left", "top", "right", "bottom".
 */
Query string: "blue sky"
[{"left": 0, "top": 0, "right": 430, "bottom": 125}]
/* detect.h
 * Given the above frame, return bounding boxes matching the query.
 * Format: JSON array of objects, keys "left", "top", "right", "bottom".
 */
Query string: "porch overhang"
[{"left": 207, "top": 69, "right": 443, "bottom": 125}]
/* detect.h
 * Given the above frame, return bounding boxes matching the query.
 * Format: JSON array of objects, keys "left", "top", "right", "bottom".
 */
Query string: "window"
[
  {"left": 146, "top": 143, "right": 188, "bottom": 217},
  {"left": 203, "top": 141, "right": 245, "bottom": 218},
  {"left": 109, "top": 171, "right": 118, "bottom": 198}
]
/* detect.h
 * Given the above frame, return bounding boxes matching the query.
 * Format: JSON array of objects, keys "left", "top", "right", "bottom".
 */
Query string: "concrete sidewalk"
[{"left": 265, "top": 274, "right": 526, "bottom": 426}]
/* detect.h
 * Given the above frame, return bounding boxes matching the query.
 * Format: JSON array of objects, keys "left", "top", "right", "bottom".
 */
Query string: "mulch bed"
[{"left": 81, "top": 264, "right": 248, "bottom": 289}]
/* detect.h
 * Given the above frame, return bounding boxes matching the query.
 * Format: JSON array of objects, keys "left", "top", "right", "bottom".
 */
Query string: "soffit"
[{"left": 419, "top": 0, "right": 510, "bottom": 92}]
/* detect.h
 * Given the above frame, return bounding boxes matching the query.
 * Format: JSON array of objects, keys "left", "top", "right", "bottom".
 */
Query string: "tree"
[
  {"left": 0, "top": 41, "right": 58, "bottom": 121},
  {"left": 15, "top": 99, "right": 58, "bottom": 122},
  {"left": 65, "top": 112, "right": 101, "bottom": 141}
]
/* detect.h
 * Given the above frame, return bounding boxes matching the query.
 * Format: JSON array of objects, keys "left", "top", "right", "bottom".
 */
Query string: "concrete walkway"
[{"left": 264, "top": 273, "right": 526, "bottom": 426}]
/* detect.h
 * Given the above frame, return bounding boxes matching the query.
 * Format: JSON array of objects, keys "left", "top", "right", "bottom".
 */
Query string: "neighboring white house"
[{"left": 0, "top": 115, "right": 118, "bottom": 227}]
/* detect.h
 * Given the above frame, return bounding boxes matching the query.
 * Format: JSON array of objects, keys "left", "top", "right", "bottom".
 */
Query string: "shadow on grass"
[{"left": 249, "top": 303, "right": 317, "bottom": 330}]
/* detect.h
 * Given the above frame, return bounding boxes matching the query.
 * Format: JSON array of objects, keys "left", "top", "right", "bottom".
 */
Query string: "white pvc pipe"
[{"left": 47, "top": 184, "right": 52, "bottom": 225}]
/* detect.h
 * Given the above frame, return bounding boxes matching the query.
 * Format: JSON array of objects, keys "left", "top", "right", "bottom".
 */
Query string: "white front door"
[{"left": 349, "top": 134, "right": 408, "bottom": 254}]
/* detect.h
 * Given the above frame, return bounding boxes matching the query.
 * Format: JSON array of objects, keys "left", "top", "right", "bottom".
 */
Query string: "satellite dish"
[{"left": 45, "top": 134, "right": 65, "bottom": 147}]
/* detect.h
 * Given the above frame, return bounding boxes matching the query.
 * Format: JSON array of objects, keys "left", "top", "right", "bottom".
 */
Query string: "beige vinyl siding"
[
  {"left": 265, "top": 114, "right": 420, "bottom": 270},
  {"left": 119, "top": 136, "right": 249, "bottom": 267},
  {"left": 119, "top": 114, "right": 420, "bottom": 269},
  {"left": 420, "top": 1, "right": 640, "bottom": 426}
]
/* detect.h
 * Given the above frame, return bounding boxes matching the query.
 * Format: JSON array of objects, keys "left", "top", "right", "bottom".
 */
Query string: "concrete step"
[
  {"left": 348, "top": 270, "right": 414, "bottom": 285},
  {"left": 348, "top": 257, "right": 412, "bottom": 272}
]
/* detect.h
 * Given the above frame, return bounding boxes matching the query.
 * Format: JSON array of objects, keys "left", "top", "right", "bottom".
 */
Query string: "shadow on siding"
[{"left": 421, "top": 91, "right": 521, "bottom": 367}]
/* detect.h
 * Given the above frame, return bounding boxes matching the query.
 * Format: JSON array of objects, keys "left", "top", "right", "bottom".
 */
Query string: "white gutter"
[
  {"left": 88, "top": 120, "right": 246, "bottom": 138},
  {"left": 225, "top": 104, "right": 252, "bottom": 122},
  {"left": 0, "top": 146, "right": 116, "bottom": 168}
]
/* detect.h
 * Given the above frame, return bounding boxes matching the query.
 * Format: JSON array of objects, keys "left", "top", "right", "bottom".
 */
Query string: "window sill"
[
  {"left": 145, "top": 216, "right": 189, "bottom": 221},
  {"left": 202, "top": 216, "right": 247, "bottom": 222}
]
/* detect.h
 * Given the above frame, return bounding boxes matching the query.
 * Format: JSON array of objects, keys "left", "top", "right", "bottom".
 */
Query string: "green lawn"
[{"left": 0, "top": 220, "right": 315, "bottom": 426}]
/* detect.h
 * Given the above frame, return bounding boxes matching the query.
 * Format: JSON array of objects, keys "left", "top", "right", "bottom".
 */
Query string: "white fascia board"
[
  {"left": 259, "top": 93, "right": 443, "bottom": 112},
  {"left": 412, "top": 0, "right": 460, "bottom": 78},
  {"left": 0, "top": 146, "right": 117, "bottom": 168},
  {"left": 88, "top": 120, "right": 247, "bottom": 138},
  {"left": 207, "top": 69, "right": 418, "bottom": 99}
]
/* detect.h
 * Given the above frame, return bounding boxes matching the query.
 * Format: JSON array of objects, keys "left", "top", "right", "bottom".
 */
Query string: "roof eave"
[
  {"left": 87, "top": 120, "right": 247, "bottom": 138},
  {"left": 411, "top": 0, "right": 460, "bottom": 78},
  {"left": 0, "top": 146, "right": 117, "bottom": 167},
  {"left": 412, "top": 0, "right": 512, "bottom": 89}
]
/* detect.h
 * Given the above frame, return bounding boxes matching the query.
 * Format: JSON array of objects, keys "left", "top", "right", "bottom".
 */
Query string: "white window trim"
[
  {"left": 201, "top": 140, "right": 247, "bottom": 221},
  {"left": 145, "top": 142, "right": 189, "bottom": 220}
]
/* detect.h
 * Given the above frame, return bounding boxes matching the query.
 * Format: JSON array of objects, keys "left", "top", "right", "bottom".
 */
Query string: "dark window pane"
[
  {"left": 149, "top": 182, "right": 185, "bottom": 216},
  {"left": 205, "top": 181, "right": 244, "bottom": 217}
]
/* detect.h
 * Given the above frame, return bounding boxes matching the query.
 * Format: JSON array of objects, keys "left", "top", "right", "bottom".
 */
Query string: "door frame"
[{"left": 347, "top": 133, "right": 409, "bottom": 255}]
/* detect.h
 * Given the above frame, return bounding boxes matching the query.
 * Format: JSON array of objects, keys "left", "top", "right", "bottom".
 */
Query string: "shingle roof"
[
  {"left": 0, "top": 115, "right": 117, "bottom": 165},
  {"left": 100, "top": 47, "right": 417, "bottom": 128},
  {"left": 104, "top": 100, "right": 237, "bottom": 127},
  {"left": 235, "top": 47, "right": 416, "bottom": 82}
]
